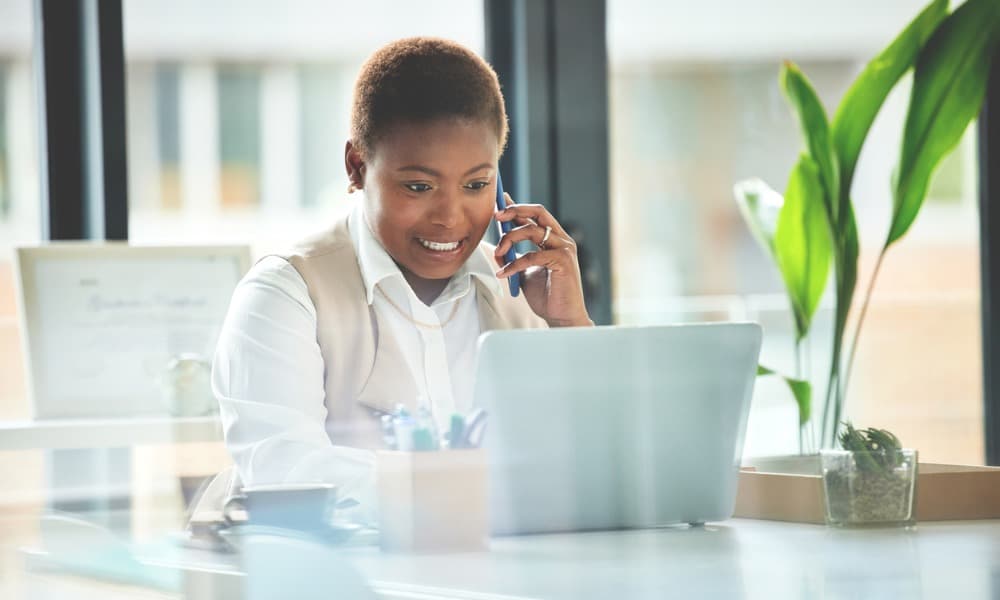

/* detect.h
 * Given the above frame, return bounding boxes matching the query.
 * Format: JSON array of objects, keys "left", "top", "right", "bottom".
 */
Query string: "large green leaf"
[
  {"left": 757, "top": 365, "right": 812, "bottom": 425},
  {"left": 774, "top": 155, "right": 832, "bottom": 341},
  {"left": 831, "top": 0, "right": 949, "bottom": 193},
  {"left": 780, "top": 63, "right": 840, "bottom": 224},
  {"left": 834, "top": 205, "right": 860, "bottom": 347},
  {"left": 733, "top": 178, "right": 784, "bottom": 260},
  {"left": 888, "top": 0, "right": 1000, "bottom": 246}
]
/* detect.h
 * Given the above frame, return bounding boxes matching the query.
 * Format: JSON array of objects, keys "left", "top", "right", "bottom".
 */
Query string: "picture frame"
[{"left": 14, "top": 243, "right": 251, "bottom": 419}]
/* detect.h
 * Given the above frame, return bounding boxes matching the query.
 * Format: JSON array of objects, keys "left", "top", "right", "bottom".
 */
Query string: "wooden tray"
[{"left": 734, "top": 455, "right": 1000, "bottom": 523}]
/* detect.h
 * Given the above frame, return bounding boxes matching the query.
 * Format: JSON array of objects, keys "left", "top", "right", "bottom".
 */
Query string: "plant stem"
[
  {"left": 822, "top": 281, "right": 848, "bottom": 446},
  {"left": 842, "top": 249, "right": 887, "bottom": 405},
  {"left": 800, "top": 338, "right": 816, "bottom": 454},
  {"left": 804, "top": 335, "right": 814, "bottom": 453},
  {"left": 794, "top": 338, "right": 803, "bottom": 380},
  {"left": 819, "top": 319, "right": 833, "bottom": 443},
  {"left": 833, "top": 372, "right": 845, "bottom": 448},
  {"left": 822, "top": 370, "right": 839, "bottom": 446},
  {"left": 820, "top": 267, "right": 844, "bottom": 447},
  {"left": 795, "top": 338, "right": 804, "bottom": 454}
]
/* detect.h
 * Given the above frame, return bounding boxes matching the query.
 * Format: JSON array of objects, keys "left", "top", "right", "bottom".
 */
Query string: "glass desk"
[{"left": 4, "top": 509, "right": 999, "bottom": 599}]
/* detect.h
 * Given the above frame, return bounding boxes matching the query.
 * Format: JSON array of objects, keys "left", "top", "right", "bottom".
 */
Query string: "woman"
[{"left": 210, "top": 37, "right": 592, "bottom": 522}]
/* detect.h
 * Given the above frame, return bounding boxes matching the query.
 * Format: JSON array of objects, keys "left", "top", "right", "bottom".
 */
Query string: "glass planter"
[{"left": 820, "top": 449, "right": 918, "bottom": 527}]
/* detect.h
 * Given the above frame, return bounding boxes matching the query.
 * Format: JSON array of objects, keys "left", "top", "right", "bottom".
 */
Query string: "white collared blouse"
[{"left": 212, "top": 204, "right": 503, "bottom": 521}]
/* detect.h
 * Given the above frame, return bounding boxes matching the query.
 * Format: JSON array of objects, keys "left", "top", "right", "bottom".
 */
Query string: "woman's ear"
[{"left": 344, "top": 141, "right": 366, "bottom": 193}]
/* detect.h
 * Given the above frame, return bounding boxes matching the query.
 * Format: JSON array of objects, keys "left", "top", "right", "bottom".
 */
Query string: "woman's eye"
[
  {"left": 404, "top": 183, "right": 432, "bottom": 193},
  {"left": 465, "top": 181, "right": 489, "bottom": 191}
]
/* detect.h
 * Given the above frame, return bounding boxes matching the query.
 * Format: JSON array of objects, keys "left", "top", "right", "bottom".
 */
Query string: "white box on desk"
[{"left": 376, "top": 448, "right": 488, "bottom": 553}]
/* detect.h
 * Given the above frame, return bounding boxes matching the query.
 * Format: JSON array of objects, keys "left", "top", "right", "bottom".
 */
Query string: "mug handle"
[{"left": 222, "top": 493, "right": 248, "bottom": 527}]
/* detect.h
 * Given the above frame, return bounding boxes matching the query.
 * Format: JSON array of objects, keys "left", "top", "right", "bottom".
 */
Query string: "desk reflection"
[{"left": 8, "top": 510, "right": 1000, "bottom": 600}]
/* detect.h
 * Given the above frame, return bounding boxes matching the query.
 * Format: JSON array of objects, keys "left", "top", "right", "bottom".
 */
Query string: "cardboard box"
[
  {"left": 376, "top": 448, "right": 488, "bottom": 553},
  {"left": 734, "top": 455, "right": 1000, "bottom": 524}
]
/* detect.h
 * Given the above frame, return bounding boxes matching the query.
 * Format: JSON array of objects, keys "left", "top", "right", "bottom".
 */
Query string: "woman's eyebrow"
[
  {"left": 397, "top": 165, "right": 439, "bottom": 176},
  {"left": 463, "top": 163, "right": 493, "bottom": 176},
  {"left": 396, "top": 163, "right": 493, "bottom": 177}
]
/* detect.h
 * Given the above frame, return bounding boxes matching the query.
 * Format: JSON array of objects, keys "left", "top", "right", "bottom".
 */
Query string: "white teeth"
[{"left": 419, "top": 238, "right": 461, "bottom": 252}]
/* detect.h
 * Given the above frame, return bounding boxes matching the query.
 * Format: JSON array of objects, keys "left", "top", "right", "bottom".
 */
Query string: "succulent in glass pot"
[{"left": 821, "top": 423, "right": 917, "bottom": 527}]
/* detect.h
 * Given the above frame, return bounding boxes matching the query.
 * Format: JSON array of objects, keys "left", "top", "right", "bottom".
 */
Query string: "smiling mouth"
[{"left": 418, "top": 238, "right": 465, "bottom": 252}]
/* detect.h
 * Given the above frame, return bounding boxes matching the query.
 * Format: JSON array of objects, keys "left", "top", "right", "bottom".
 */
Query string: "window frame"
[
  {"left": 34, "top": 0, "right": 127, "bottom": 241},
  {"left": 978, "top": 49, "right": 1000, "bottom": 466}
]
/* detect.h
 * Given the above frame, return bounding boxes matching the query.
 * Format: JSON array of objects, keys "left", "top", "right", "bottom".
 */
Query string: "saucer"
[{"left": 218, "top": 521, "right": 365, "bottom": 549}]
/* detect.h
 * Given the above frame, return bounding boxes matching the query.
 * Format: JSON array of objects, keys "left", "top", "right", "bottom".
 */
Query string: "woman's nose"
[{"left": 428, "top": 193, "right": 461, "bottom": 228}]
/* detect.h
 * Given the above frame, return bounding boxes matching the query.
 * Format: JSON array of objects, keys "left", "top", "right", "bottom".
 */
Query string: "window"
[
  {"left": 0, "top": 0, "right": 44, "bottom": 579},
  {"left": 123, "top": 1, "right": 485, "bottom": 257},
  {"left": 608, "top": 0, "right": 983, "bottom": 462}
]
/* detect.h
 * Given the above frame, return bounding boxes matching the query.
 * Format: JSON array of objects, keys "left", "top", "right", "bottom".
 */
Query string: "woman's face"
[{"left": 346, "top": 118, "right": 499, "bottom": 285}]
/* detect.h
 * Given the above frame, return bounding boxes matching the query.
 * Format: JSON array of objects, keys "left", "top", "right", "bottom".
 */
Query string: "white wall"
[{"left": 609, "top": 0, "right": 953, "bottom": 63}]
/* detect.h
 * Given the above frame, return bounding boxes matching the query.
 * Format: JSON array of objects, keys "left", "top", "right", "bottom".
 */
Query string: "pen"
[
  {"left": 415, "top": 406, "right": 440, "bottom": 451},
  {"left": 448, "top": 413, "right": 466, "bottom": 449},
  {"left": 412, "top": 427, "right": 437, "bottom": 451},
  {"left": 392, "top": 412, "right": 415, "bottom": 452},
  {"left": 381, "top": 414, "right": 398, "bottom": 450},
  {"left": 461, "top": 409, "right": 488, "bottom": 449}
]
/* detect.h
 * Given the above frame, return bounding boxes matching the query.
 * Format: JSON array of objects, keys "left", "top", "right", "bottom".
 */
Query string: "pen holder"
[{"left": 376, "top": 448, "right": 488, "bottom": 553}]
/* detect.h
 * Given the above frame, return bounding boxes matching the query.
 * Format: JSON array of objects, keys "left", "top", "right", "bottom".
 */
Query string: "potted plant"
[
  {"left": 734, "top": 0, "right": 1000, "bottom": 452},
  {"left": 821, "top": 423, "right": 918, "bottom": 527}
]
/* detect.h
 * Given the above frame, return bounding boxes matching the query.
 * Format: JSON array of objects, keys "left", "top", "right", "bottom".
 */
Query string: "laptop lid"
[{"left": 475, "top": 322, "right": 762, "bottom": 535}]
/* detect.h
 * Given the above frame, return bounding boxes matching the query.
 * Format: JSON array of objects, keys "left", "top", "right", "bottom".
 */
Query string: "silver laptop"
[{"left": 475, "top": 322, "right": 762, "bottom": 535}]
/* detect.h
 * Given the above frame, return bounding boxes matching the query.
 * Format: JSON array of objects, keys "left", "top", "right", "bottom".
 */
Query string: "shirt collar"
[
  {"left": 349, "top": 203, "right": 504, "bottom": 306},
  {"left": 349, "top": 204, "right": 402, "bottom": 305}
]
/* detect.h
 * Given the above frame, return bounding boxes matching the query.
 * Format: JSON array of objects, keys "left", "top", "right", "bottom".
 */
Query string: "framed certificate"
[{"left": 15, "top": 244, "right": 251, "bottom": 419}]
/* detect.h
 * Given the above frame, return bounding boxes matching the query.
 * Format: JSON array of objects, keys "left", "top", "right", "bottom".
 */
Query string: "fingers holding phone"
[{"left": 493, "top": 193, "right": 592, "bottom": 328}]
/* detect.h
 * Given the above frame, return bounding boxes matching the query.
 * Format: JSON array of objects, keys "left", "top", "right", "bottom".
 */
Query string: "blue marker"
[{"left": 495, "top": 172, "right": 521, "bottom": 297}]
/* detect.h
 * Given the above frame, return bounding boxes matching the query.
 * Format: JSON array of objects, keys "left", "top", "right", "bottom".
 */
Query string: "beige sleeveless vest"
[{"left": 279, "top": 214, "right": 547, "bottom": 450}]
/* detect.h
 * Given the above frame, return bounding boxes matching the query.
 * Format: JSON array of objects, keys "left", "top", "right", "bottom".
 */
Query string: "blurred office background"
[
  {"left": 608, "top": 0, "right": 983, "bottom": 463},
  {"left": 0, "top": 0, "right": 990, "bottom": 556}
]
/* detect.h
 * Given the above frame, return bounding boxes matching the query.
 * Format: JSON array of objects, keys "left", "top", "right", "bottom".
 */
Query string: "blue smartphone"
[{"left": 495, "top": 172, "right": 521, "bottom": 297}]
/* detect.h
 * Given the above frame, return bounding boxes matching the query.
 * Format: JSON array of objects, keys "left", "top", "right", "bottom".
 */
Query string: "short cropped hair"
[{"left": 350, "top": 37, "right": 508, "bottom": 159}]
